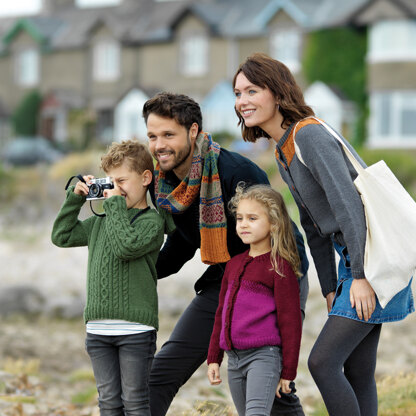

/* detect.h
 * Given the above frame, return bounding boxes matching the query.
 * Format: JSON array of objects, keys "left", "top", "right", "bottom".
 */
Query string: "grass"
[
  {"left": 70, "top": 385, "right": 97, "bottom": 405},
  {"left": 3, "top": 358, "right": 40, "bottom": 376},
  {"left": 0, "top": 396, "right": 37, "bottom": 404},
  {"left": 378, "top": 373, "right": 416, "bottom": 416},
  {"left": 68, "top": 369, "right": 95, "bottom": 383}
]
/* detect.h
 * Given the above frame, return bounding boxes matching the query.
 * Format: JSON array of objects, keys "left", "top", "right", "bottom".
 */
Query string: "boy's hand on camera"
[
  {"left": 207, "top": 363, "right": 222, "bottom": 385},
  {"left": 103, "top": 188, "right": 122, "bottom": 199},
  {"left": 74, "top": 175, "right": 94, "bottom": 196},
  {"left": 276, "top": 378, "right": 292, "bottom": 398}
]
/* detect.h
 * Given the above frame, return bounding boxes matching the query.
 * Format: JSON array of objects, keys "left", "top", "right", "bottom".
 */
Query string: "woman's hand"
[
  {"left": 207, "top": 363, "right": 222, "bottom": 385},
  {"left": 326, "top": 291, "right": 335, "bottom": 313},
  {"left": 276, "top": 378, "right": 292, "bottom": 398},
  {"left": 350, "top": 278, "right": 376, "bottom": 321}
]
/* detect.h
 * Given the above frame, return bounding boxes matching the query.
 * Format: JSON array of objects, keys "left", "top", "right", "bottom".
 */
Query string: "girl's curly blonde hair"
[{"left": 229, "top": 183, "right": 301, "bottom": 277}]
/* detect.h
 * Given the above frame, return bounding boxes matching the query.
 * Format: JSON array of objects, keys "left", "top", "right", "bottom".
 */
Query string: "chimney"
[{"left": 41, "top": 0, "right": 76, "bottom": 15}]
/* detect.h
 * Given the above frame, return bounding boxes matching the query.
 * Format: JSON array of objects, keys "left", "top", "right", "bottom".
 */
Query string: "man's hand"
[
  {"left": 74, "top": 175, "right": 94, "bottom": 196},
  {"left": 326, "top": 291, "right": 335, "bottom": 313},
  {"left": 207, "top": 363, "right": 222, "bottom": 385},
  {"left": 350, "top": 278, "right": 376, "bottom": 321},
  {"left": 276, "top": 378, "right": 292, "bottom": 398}
]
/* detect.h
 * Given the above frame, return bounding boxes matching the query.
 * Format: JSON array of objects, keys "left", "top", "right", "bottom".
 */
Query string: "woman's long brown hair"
[{"left": 233, "top": 53, "right": 314, "bottom": 142}]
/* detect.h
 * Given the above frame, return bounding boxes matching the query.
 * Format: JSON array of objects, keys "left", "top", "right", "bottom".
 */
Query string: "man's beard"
[{"left": 158, "top": 135, "right": 193, "bottom": 172}]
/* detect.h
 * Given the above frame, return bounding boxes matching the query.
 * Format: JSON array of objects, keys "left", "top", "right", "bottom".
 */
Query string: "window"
[
  {"left": 368, "top": 20, "right": 416, "bottom": 62},
  {"left": 270, "top": 29, "right": 301, "bottom": 73},
  {"left": 93, "top": 40, "right": 120, "bottom": 82},
  {"left": 97, "top": 109, "right": 114, "bottom": 143},
  {"left": 16, "top": 48, "right": 40, "bottom": 87},
  {"left": 369, "top": 91, "right": 416, "bottom": 146},
  {"left": 181, "top": 34, "right": 208, "bottom": 77}
]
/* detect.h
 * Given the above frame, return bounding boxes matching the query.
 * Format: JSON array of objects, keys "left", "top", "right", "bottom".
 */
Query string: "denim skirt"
[{"left": 329, "top": 242, "right": 414, "bottom": 323}]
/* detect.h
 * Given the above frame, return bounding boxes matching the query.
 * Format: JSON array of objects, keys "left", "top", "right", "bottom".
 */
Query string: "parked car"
[{"left": 1, "top": 136, "right": 63, "bottom": 166}]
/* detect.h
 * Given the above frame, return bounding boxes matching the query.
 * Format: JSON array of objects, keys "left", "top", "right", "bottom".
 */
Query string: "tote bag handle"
[{"left": 293, "top": 116, "right": 364, "bottom": 175}]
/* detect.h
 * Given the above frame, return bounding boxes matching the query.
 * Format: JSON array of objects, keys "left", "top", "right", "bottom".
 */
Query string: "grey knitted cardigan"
[{"left": 275, "top": 118, "right": 367, "bottom": 297}]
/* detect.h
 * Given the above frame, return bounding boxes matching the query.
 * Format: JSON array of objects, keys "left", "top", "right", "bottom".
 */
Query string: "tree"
[
  {"left": 12, "top": 90, "right": 42, "bottom": 136},
  {"left": 303, "top": 28, "right": 367, "bottom": 146}
]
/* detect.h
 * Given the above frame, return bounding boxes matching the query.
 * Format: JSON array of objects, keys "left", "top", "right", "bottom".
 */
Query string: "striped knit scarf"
[{"left": 154, "top": 132, "right": 230, "bottom": 265}]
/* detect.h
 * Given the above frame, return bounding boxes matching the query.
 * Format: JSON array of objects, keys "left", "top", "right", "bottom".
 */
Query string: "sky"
[{"left": 0, "top": 0, "right": 122, "bottom": 17}]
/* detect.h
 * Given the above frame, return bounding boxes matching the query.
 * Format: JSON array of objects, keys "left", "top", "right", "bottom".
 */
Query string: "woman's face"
[{"left": 234, "top": 72, "right": 279, "bottom": 131}]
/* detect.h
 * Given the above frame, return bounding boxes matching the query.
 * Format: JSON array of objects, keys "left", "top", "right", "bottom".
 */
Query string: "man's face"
[{"left": 147, "top": 114, "right": 196, "bottom": 175}]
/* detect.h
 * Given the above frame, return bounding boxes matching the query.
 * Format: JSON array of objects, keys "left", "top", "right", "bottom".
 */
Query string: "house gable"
[
  {"left": 3, "top": 19, "right": 46, "bottom": 47},
  {"left": 172, "top": 10, "right": 211, "bottom": 38},
  {"left": 88, "top": 20, "right": 116, "bottom": 42},
  {"left": 259, "top": 0, "right": 308, "bottom": 28},
  {"left": 349, "top": 0, "right": 415, "bottom": 26}
]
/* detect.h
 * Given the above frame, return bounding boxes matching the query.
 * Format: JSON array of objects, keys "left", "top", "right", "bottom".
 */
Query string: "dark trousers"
[
  {"left": 86, "top": 331, "right": 156, "bottom": 416},
  {"left": 149, "top": 285, "right": 305, "bottom": 416}
]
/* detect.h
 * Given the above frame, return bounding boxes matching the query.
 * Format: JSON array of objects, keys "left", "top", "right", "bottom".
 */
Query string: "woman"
[{"left": 232, "top": 52, "right": 414, "bottom": 416}]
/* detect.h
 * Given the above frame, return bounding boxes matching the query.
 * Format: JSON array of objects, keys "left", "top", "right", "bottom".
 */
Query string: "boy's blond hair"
[
  {"left": 229, "top": 183, "right": 301, "bottom": 277},
  {"left": 101, "top": 139, "right": 154, "bottom": 178}
]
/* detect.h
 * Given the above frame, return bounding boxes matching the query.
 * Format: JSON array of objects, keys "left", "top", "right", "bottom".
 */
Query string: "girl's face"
[
  {"left": 236, "top": 198, "right": 272, "bottom": 254},
  {"left": 234, "top": 72, "right": 279, "bottom": 131}
]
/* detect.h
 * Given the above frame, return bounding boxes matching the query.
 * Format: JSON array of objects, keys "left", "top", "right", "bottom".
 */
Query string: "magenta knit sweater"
[{"left": 207, "top": 250, "right": 302, "bottom": 380}]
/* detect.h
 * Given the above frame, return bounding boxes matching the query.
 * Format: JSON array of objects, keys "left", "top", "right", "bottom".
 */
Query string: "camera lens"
[{"left": 89, "top": 183, "right": 101, "bottom": 198}]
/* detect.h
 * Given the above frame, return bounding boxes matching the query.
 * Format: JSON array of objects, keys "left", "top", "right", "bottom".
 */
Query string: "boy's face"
[{"left": 105, "top": 160, "right": 151, "bottom": 210}]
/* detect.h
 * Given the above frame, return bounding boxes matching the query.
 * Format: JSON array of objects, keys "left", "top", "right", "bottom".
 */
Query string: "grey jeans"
[
  {"left": 86, "top": 331, "right": 156, "bottom": 416},
  {"left": 227, "top": 345, "right": 283, "bottom": 416}
]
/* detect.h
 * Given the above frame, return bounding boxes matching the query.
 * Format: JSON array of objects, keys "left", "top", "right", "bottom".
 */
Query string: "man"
[{"left": 143, "top": 92, "right": 309, "bottom": 416}]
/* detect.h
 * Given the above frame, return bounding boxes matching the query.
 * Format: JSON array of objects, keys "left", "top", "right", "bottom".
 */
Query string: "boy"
[{"left": 51, "top": 139, "right": 165, "bottom": 415}]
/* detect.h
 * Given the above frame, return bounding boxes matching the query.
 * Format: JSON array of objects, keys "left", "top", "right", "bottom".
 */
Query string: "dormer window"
[
  {"left": 368, "top": 20, "right": 416, "bottom": 62},
  {"left": 180, "top": 34, "right": 209, "bottom": 77},
  {"left": 93, "top": 40, "right": 120, "bottom": 82},
  {"left": 270, "top": 29, "right": 301, "bottom": 73},
  {"left": 16, "top": 48, "right": 40, "bottom": 87}
]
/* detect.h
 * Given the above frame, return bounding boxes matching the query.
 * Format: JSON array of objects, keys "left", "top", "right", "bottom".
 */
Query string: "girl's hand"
[
  {"left": 207, "top": 363, "right": 222, "bottom": 385},
  {"left": 326, "top": 291, "right": 335, "bottom": 313},
  {"left": 74, "top": 175, "right": 94, "bottom": 196},
  {"left": 350, "top": 278, "right": 376, "bottom": 321},
  {"left": 276, "top": 378, "right": 292, "bottom": 398}
]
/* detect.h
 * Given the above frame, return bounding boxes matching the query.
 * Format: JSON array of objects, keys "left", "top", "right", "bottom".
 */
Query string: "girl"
[
  {"left": 232, "top": 52, "right": 414, "bottom": 416},
  {"left": 207, "top": 183, "right": 302, "bottom": 416}
]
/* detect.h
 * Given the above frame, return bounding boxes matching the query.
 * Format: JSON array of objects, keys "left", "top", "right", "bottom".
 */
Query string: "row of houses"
[{"left": 0, "top": 0, "right": 415, "bottom": 148}]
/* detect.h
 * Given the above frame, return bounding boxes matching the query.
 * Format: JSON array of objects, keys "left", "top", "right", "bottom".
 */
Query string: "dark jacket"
[{"left": 150, "top": 147, "right": 308, "bottom": 293}]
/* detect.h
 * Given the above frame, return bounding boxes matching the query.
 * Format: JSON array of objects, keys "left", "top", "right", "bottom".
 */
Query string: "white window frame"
[
  {"left": 93, "top": 40, "right": 120, "bottom": 82},
  {"left": 180, "top": 33, "right": 209, "bottom": 77},
  {"left": 269, "top": 28, "right": 302, "bottom": 73},
  {"left": 15, "top": 48, "right": 40, "bottom": 87},
  {"left": 369, "top": 90, "right": 416, "bottom": 148},
  {"left": 367, "top": 19, "right": 416, "bottom": 63}
]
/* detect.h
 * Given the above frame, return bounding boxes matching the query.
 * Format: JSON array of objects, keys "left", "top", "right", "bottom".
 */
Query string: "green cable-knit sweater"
[{"left": 51, "top": 186, "right": 165, "bottom": 330}]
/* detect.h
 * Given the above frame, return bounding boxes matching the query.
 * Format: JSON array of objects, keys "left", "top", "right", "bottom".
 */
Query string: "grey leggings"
[
  {"left": 227, "top": 346, "right": 282, "bottom": 416},
  {"left": 308, "top": 315, "right": 382, "bottom": 416}
]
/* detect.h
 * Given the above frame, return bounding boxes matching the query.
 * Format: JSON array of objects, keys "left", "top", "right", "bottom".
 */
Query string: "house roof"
[
  {"left": 3, "top": 16, "right": 65, "bottom": 47},
  {"left": 0, "top": 0, "right": 386, "bottom": 51},
  {"left": 331, "top": 0, "right": 416, "bottom": 27}
]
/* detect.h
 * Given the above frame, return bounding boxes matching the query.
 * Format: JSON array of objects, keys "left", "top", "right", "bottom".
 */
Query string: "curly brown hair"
[
  {"left": 100, "top": 139, "right": 154, "bottom": 177},
  {"left": 229, "top": 183, "right": 301, "bottom": 277},
  {"left": 233, "top": 53, "right": 314, "bottom": 142}
]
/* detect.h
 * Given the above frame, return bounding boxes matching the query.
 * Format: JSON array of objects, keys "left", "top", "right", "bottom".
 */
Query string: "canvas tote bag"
[{"left": 293, "top": 117, "right": 416, "bottom": 308}]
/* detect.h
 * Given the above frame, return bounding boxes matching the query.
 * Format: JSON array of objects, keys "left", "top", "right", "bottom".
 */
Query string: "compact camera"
[{"left": 87, "top": 177, "right": 114, "bottom": 200}]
